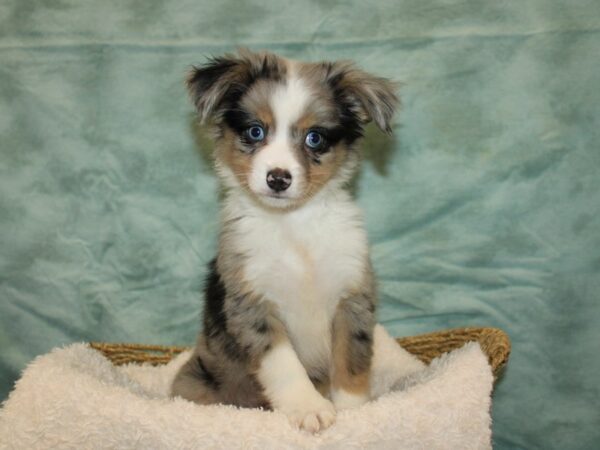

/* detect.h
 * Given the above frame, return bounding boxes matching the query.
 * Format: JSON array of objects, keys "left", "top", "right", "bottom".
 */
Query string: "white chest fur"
[{"left": 222, "top": 189, "right": 369, "bottom": 372}]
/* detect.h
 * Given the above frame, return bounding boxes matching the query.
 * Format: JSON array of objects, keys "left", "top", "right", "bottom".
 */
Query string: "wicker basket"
[{"left": 91, "top": 327, "right": 510, "bottom": 379}]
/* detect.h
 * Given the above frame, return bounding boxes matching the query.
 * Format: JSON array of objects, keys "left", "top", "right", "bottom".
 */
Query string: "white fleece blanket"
[{"left": 0, "top": 326, "right": 493, "bottom": 449}]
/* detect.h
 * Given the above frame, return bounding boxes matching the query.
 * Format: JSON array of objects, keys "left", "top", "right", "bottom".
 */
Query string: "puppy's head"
[{"left": 188, "top": 49, "right": 398, "bottom": 210}]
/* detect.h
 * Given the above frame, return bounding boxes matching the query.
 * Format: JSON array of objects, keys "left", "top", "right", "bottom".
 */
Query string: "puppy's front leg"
[
  {"left": 331, "top": 291, "right": 376, "bottom": 410},
  {"left": 258, "top": 341, "right": 336, "bottom": 433},
  {"left": 227, "top": 293, "right": 335, "bottom": 432}
]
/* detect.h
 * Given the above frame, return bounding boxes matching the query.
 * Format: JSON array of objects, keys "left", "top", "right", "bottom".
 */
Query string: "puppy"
[{"left": 171, "top": 49, "right": 398, "bottom": 433}]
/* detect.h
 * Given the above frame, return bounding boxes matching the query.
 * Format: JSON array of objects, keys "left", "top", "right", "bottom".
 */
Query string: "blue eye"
[
  {"left": 305, "top": 131, "right": 324, "bottom": 150},
  {"left": 246, "top": 125, "right": 265, "bottom": 142}
]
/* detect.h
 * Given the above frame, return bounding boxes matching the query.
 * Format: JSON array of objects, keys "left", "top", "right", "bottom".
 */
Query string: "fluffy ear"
[
  {"left": 186, "top": 54, "right": 245, "bottom": 123},
  {"left": 186, "top": 49, "right": 285, "bottom": 123},
  {"left": 326, "top": 62, "right": 399, "bottom": 133}
]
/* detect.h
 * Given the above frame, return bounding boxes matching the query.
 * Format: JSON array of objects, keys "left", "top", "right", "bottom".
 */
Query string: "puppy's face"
[{"left": 188, "top": 50, "right": 398, "bottom": 210}]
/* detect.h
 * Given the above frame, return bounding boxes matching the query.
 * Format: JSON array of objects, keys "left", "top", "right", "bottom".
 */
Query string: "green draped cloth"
[{"left": 1, "top": 1, "right": 599, "bottom": 448}]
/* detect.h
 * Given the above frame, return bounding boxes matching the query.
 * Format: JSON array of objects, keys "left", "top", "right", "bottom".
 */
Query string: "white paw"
[
  {"left": 331, "top": 389, "right": 370, "bottom": 411},
  {"left": 280, "top": 391, "right": 336, "bottom": 433}
]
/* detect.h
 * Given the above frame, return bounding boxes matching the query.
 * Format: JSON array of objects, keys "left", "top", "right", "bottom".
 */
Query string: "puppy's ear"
[
  {"left": 187, "top": 49, "right": 286, "bottom": 123},
  {"left": 186, "top": 54, "right": 245, "bottom": 123},
  {"left": 326, "top": 62, "right": 399, "bottom": 134}
]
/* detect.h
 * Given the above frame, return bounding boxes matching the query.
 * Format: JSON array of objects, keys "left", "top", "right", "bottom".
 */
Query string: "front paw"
[
  {"left": 331, "top": 389, "right": 370, "bottom": 410},
  {"left": 279, "top": 391, "right": 336, "bottom": 433}
]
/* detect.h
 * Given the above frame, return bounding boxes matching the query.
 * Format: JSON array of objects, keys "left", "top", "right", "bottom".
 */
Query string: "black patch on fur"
[
  {"left": 203, "top": 259, "right": 227, "bottom": 334},
  {"left": 223, "top": 108, "right": 255, "bottom": 135},
  {"left": 195, "top": 356, "right": 221, "bottom": 390},
  {"left": 353, "top": 330, "right": 372, "bottom": 344},
  {"left": 253, "top": 320, "right": 269, "bottom": 334},
  {"left": 188, "top": 57, "right": 238, "bottom": 110},
  {"left": 203, "top": 259, "right": 247, "bottom": 361},
  {"left": 309, "top": 374, "right": 323, "bottom": 385},
  {"left": 324, "top": 65, "right": 365, "bottom": 146}
]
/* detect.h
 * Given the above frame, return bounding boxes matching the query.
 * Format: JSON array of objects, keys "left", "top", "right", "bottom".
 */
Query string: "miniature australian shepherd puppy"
[{"left": 171, "top": 48, "right": 398, "bottom": 433}]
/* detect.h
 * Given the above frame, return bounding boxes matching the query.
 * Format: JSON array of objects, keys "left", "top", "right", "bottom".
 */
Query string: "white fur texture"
[
  {"left": 0, "top": 326, "right": 493, "bottom": 449},
  {"left": 222, "top": 187, "right": 369, "bottom": 375},
  {"left": 257, "top": 342, "right": 336, "bottom": 433},
  {"left": 248, "top": 75, "right": 309, "bottom": 202}
]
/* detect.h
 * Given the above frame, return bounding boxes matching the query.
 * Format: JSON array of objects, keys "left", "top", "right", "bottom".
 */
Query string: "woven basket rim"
[{"left": 90, "top": 326, "right": 510, "bottom": 379}]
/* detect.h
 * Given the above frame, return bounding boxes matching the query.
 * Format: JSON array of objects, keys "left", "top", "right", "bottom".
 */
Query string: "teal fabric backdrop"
[{"left": 1, "top": 1, "right": 599, "bottom": 448}]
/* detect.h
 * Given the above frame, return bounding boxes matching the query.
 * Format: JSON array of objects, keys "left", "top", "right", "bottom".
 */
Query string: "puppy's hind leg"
[
  {"left": 331, "top": 289, "right": 376, "bottom": 410},
  {"left": 171, "top": 348, "right": 221, "bottom": 405}
]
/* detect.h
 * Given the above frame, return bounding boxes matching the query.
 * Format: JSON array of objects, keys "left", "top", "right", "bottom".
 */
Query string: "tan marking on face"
[
  {"left": 295, "top": 112, "right": 317, "bottom": 134},
  {"left": 217, "top": 129, "right": 254, "bottom": 191},
  {"left": 303, "top": 143, "right": 349, "bottom": 199}
]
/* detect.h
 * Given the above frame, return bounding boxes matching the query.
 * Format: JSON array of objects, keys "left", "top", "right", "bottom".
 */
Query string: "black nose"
[{"left": 266, "top": 168, "right": 292, "bottom": 192}]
